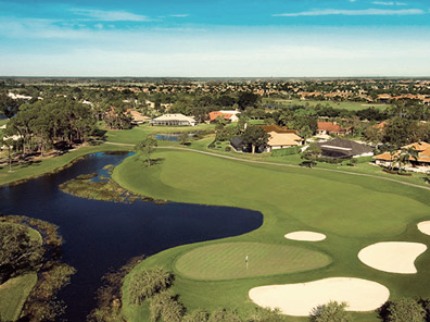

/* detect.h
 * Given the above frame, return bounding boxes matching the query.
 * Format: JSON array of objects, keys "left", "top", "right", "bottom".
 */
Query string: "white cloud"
[
  {"left": 71, "top": 9, "right": 150, "bottom": 22},
  {"left": 274, "top": 8, "right": 424, "bottom": 17},
  {"left": 372, "top": 2, "right": 407, "bottom": 6}
]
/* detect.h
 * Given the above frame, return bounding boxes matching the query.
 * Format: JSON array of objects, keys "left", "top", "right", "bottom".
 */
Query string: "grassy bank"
[
  {"left": 0, "top": 274, "right": 38, "bottom": 321},
  {"left": 114, "top": 150, "right": 430, "bottom": 321},
  {"left": 263, "top": 98, "right": 391, "bottom": 111},
  {"left": 0, "top": 222, "right": 41, "bottom": 321},
  {"left": 0, "top": 144, "right": 128, "bottom": 187}
]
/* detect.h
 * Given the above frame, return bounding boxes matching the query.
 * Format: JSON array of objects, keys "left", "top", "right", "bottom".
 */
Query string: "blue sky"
[{"left": 0, "top": 0, "right": 429, "bottom": 77}]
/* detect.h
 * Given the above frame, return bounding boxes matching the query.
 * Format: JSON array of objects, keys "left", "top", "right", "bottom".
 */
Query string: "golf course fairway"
[{"left": 113, "top": 150, "right": 430, "bottom": 321}]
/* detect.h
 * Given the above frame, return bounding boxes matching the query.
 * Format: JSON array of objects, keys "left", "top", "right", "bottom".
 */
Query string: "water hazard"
[{"left": 0, "top": 152, "right": 263, "bottom": 321}]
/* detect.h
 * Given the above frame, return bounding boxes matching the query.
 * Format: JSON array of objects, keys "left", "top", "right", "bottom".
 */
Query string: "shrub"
[
  {"left": 271, "top": 146, "right": 301, "bottom": 157},
  {"left": 310, "top": 301, "right": 352, "bottom": 322}
]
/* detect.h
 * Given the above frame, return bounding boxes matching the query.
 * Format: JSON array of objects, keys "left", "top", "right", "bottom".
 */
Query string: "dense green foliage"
[
  {"left": 135, "top": 136, "right": 158, "bottom": 166},
  {"left": 381, "top": 298, "right": 426, "bottom": 322},
  {"left": 310, "top": 301, "right": 352, "bottom": 322},
  {"left": 0, "top": 223, "right": 43, "bottom": 284},
  {"left": 5, "top": 98, "right": 96, "bottom": 155},
  {"left": 0, "top": 216, "right": 75, "bottom": 322}
]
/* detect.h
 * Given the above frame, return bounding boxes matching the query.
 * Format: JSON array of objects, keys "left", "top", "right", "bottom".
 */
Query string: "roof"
[
  {"left": 374, "top": 142, "right": 430, "bottom": 163},
  {"left": 403, "top": 141, "right": 430, "bottom": 151},
  {"left": 317, "top": 121, "right": 342, "bottom": 133},
  {"left": 152, "top": 113, "right": 195, "bottom": 122},
  {"left": 127, "top": 110, "right": 150, "bottom": 122},
  {"left": 261, "top": 125, "right": 296, "bottom": 134},
  {"left": 267, "top": 132, "right": 302, "bottom": 147},
  {"left": 318, "top": 138, "right": 373, "bottom": 157},
  {"left": 209, "top": 110, "right": 240, "bottom": 121}
]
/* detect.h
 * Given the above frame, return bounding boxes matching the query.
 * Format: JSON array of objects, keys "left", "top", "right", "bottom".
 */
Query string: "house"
[
  {"left": 261, "top": 125, "right": 297, "bottom": 134},
  {"left": 266, "top": 131, "right": 303, "bottom": 152},
  {"left": 229, "top": 136, "right": 265, "bottom": 153},
  {"left": 150, "top": 114, "right": 196, "bottom": 127},
  {"left": 317, "top": 138, "right": 373, "bottom": 159},
  {"left": 373, "top": 142, "right": 430, "bottom": 173},
  {"left": 317, "top": 121, "right": 347, "bottom": 136},
  {"left": 209, "top": 110, "right": 240, "bottom": 123}
]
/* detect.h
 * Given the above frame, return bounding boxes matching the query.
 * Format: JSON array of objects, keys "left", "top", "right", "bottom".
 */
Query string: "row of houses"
[{"left": 373, "top": 142, "right": 430, "bottom": 173}]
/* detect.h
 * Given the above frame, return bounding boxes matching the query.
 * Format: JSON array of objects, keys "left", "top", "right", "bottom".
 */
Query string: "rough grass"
[
  {"left": 264, "top": 98, "right": 391, "bottom": 111},
  {"left": 0, "top": 273, "right": 37, "bottom": 321},
  {"left": 175, "top": 242, "right": 331, "bottom": 280},
  {"left": 114, "top": 149, "right": 430, "bottom": 322},
  {"left": 0, "top": 223, "right": 41, "bottom": 321},
  {"left": 0, "top": 144, "right": 126, "bottom": 187}
]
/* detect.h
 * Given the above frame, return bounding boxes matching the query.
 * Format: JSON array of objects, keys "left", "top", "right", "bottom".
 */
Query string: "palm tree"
[{"left": 395, "top": 146, "right": 418, "bottom": 173}]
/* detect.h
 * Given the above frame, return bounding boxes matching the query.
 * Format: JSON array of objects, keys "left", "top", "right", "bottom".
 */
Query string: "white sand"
[
  {"left": 249, "top": 277, "right": 389, "bottom": 316},
  {"left": 358, "top": 242, "right": 427, "bottom": 274},
  {"left": 284, "top": 231, "right": 326, "bottom": 242},
  {"left": 418, "top": 221, "right": 430, "bottom": 236}
]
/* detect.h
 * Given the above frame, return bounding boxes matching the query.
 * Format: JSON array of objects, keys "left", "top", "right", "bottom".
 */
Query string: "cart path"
[{"left": 105, "top": 142, "right": 430, "bottom": 192}]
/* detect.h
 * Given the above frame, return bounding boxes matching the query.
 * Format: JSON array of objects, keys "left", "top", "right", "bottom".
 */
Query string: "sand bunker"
[
  {"left": 284, "top": 231, "right": 326, "bottom": 242},
  {"left": 358, "top": 242, "right": 427, "bottom": 274},
  {"left": 418, "top": 221, "right": 430, "bottom": 236},
  {"left": 249, "top": 277, "right": 389, "bottom": 316}
]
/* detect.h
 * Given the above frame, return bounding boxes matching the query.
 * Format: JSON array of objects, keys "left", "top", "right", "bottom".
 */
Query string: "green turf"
[
  {"left": 0, "top": 273, "right": 37, "bottom": 321},
  {"left": 0, "top": 222, "right": 43, "bottom": 244},
  {"left": 264, "top": 98, "right": 391, "bottom": 111},
  {"left": 105, "top": 123, "right": 215, "bottom": 145},
  {"left": 175, "top": 242, "right": 331, "bottom": 280},
  {"left": 0, "top": 144, "right": 127, "bottom": 187},
  {"left": 0, "top": 222, "right": 41, "bottom": 322},
  {"left": 114, "top": 149, "right": 430, "bottom": 322}
]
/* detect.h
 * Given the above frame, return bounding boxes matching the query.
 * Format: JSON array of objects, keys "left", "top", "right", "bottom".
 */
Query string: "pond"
[
  {"left": 0, "top": 152, "right": 263, "bottom": 322},
  {"left": 154, "top": 133, "right": 180, "bottom": 141}
]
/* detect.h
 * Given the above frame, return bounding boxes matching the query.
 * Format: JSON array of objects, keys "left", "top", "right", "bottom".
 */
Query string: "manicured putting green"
[{"left": 175, "top": 242, "right": 331, "bottom": 280}]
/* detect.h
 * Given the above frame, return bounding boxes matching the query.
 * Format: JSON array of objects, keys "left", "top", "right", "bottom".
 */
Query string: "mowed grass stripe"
[
  {"left": 175, "top": 242, "right": 331, "bottom": 281},
  {"left": 0, "top": 273, "right": 37, "bottom": 321}
]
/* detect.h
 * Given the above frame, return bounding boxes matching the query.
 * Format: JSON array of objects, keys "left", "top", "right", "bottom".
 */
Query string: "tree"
[
  {"left": 207, "top": 309, "right": 242, "bottom": 322},
  {"left": 127, "top": 267, "right": 173, "bottom": 305},
  {"left": 182, "top": 310, "right": 209, "bottom": 322},
  {"left": 395, "top": 146, "right": 419, "bottom": 173},
  {"left": 179, "top": 132, "right": 190, "bottom": 146},
  {"left": 302, "top": 143, "right": 321, "bottom": 164},
  {"left": 237, "top": 92, "right": 260, "bottom": 111},
  {"left": 1, "top": 135, "right": 14, "bottom": 172},
  {"left": 382, "top": 117, "right": 416, "bottom": 147},
  {"left": 363, "top": 125, "right": 383, "bottom": 145},
  {"left": 241, "top": 125, "right": 269, "bottom": 154},
  {"left": 0, "top": 224, "right": 44, "bottom": 283},
  {"left": 383, "top": 298, "right": 425, "bottom": 322},
  {"left": 310, "top": 301, "right": 352, "bottom": 322},
  {"left": 135, "top": 136, "right": 158, "bottom": 166}
]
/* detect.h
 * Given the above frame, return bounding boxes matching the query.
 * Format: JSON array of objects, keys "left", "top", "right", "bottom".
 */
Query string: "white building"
[{"left": 150, "top": 114, "right": 196, "bottom": 127}]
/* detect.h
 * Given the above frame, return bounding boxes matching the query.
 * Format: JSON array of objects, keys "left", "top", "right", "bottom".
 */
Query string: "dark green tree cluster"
[
  {"left": 241, "top": 125, "right": 269, "bottom": 154},
  {"left": 379, "top": 298, "right": 428, "bottom": 322},
  {"left": 0, "top": 215, "right": 75, "bottom": 322},
  {"left": 135, "top": 136, "right": 158, "bottom": 166},
  {"left": 0, "top": 223, "right": 44, "bottom": 283},
  {"left": 126, "top": 267, "right": 288, "bottom": 322},
  {"left": 5, "top": 98, "right": 96, "bottom": 155},
  {"left": 0, "top": 92, "right": 20, "bottom": 117},
  {"left": 310, "top": 301, "right": 352, "bottom": 322},
  {"left": 127, "top": 267, "right": 174, "bottom": 305}
]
